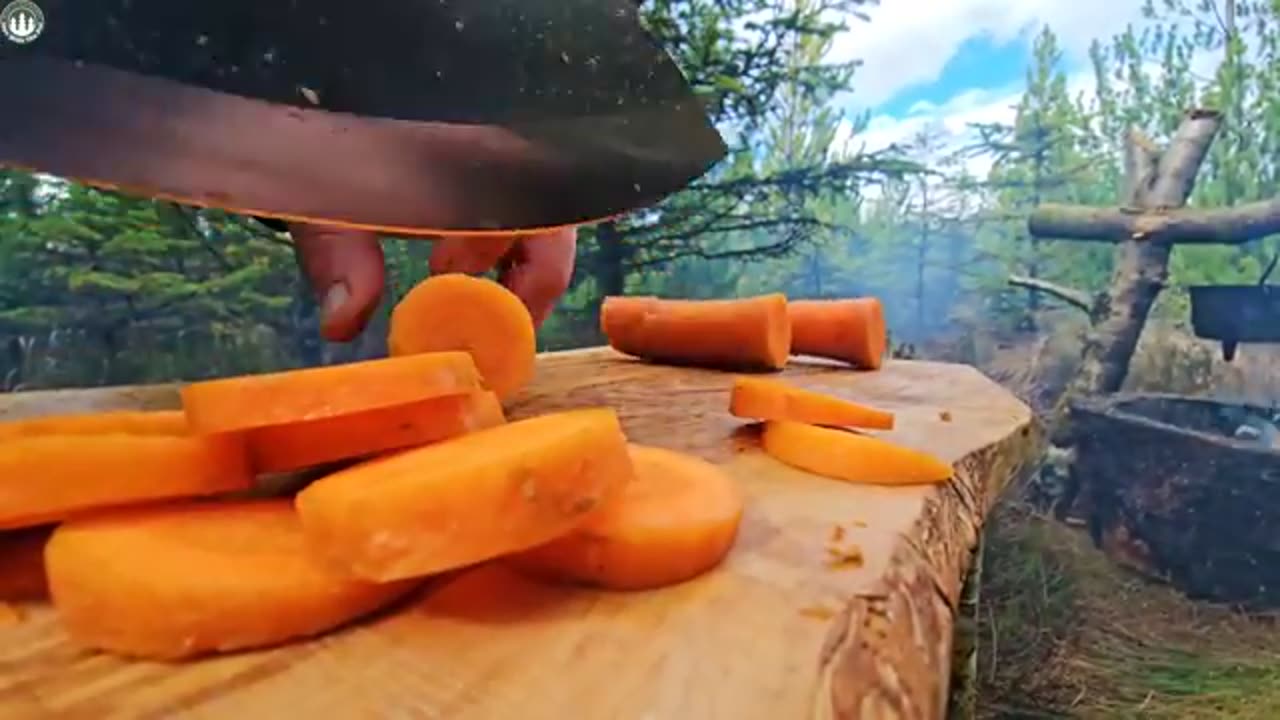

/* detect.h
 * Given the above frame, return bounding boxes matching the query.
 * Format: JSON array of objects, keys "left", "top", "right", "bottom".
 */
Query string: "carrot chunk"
[
  {"left": 0, "top": 526, "right": 52, "bottom": 601},
  {"left": 44, "top": 500, "right": 418, "bottom": 661},
  {"left": 511, "top": 444, "right": 743, "bottom": 590},
  {"left": 0, "top": 410, "right": 188, "bottom": 440},
  {"left": 295, "top": 408, "right": 634, "bottom": 582},
  {"left": 788, "top": 297, "right": 886, "bottom": 370},
  {"left": 180, "top": 351, "right": 482, "bottom": 433},
  {"left": 247, "top": 391, "right": 506, "bottom": 475},
  {"left": 388, "top": 274, "right": 537, "bottom": 401},
  {"left": 601, "top": 294, "right": 791, "bottom": 371},
  {"left": 761, "top": 420, "right": 952, "bottom": 485},
  {"left": 0, "top": 431, "right": 252, "bottom": 530},
  {"left": 729, "top": 376, "right": 895, "bottom": 430}
]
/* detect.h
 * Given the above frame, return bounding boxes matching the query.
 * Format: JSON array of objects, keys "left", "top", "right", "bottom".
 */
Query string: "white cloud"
[{"left": 831, "top": 0, "right": 1150, "bottom": 110}]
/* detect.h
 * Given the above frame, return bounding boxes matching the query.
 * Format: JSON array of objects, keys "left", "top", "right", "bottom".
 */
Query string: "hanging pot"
[{"left": 1189, "top": 284, "right": 1280, "bottom": 361}]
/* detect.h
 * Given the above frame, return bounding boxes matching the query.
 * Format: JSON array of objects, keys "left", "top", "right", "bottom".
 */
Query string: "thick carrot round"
[
  {"left": 0, "top": 526, "right": 52, "bottom": 601},
  {"left": 601, "top": 294, "right": 791, "bottom": 371},
  {"left": 788, "top": 297, "right": 886, "bottom": 370},
  {"left": 388, "top": 274, "right": 537, "bottom": 401},
  {"left": 45, "top": 500, "right": 418, "bottom": 661},
  {"left": 0, "top": 410, "right": 188, "bottom": 440},
  {"left": 247, "top": 391, "right": 506, "bottom": 475},
  {"left": 180, "top": 351, "right": 482, "bottom": 434},
  {"left": 729, "top": 376, "right": 895, "bottom": 430},
  {"left": 295, "top": 408, "right": 634, "bottom": 582},
  {"left": 510, "top": 444, "right": 743, "bottom": 590},
  {"left": 761, "top": 420, "right": 952, "bottom": 485},
  {"left": 0, "top": 432, "right": 253, "bottom": 530}
]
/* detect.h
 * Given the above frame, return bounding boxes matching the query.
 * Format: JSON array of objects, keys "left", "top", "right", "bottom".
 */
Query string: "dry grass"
[{"left": 960, "top": 321, "right": 1280, "bottom": 719}]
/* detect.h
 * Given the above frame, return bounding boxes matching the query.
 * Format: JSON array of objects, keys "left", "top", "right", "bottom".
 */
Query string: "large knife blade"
[{"left": 0, "top": 0, "right": 727, "bottom": 235}]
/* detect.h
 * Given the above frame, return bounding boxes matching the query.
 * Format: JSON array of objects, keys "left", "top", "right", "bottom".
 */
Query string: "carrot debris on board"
[
  {"left": 44, "top": 500, "right": 419, "bottom": 661},
  {"left": 601, "top": 293, "right": 792, "bottom": 371},
  {"left": 388, "top": 274, "right": 537, "bottom": 401},
  {"left": 0, "top": 431, "right": 253, "bottom": 531},
  {"left": 509, "top": 444, "right": 744, "bottom": 591},
  {"left": 761, "top": 420, "right": 952, "bottom": 485},
  {"left": 0, "top": 410, "right": 188, "bottom": 440},
  {"left": 0, "top": 526, "right": 52, "bottom": 601},
  {"left": 728, "top": 376, "right": 895, "bottom": 430},
  {"left": 788, "top": 297, "right": 886, "bottom": 370},
  {"left": 247, "top": 391, "right": 506, "bottom": 475},
  {"left": 295, "top": 408, "right": 634, "bottom": 582},
  {"left": 180, "top": 351, "right": 482, "bottom": 434}
]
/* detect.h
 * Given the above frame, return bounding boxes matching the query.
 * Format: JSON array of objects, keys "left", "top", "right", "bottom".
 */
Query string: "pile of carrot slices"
[{"left": 0, "top": 274, "right": 951, "bottom": 663}]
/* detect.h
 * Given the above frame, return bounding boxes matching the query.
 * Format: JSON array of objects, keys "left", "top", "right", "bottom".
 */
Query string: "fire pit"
[{"left": 1070, "top": 393, "right": 1280, "bottom": 608}]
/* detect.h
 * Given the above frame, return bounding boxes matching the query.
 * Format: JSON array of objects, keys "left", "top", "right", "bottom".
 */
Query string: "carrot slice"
[
  {"left": 0, "top": 410, "right": 188, "bottom": 440},
  {"left": 601, "top": 294, "right": 791, "bottom": 371},
  {"left": 295, "top": 408, "right": 634, "bottom": 582},
  {"left": 388, "top": 274, "right": 537, "bottom": 401},
  {"left": 0, "top": 432, "right": 252, "bottom": 530},
  {"left": 44, "top": 500, "right": 418, "bottom": 661},
  {"left": 761, "top": 420, "right": 952, "bottom": 485},
  {"left": 247, "top": 391, "right": 506, "bottom": 475},
  {"left": 180, "top": 351, "right": 482, "bottom": 433},
  {"left": 729, "top": 376, "right": 895, "bottom": 430},
  {"left": 510, "top": 444, "right": 743, "bottom": 590},
  {"left": 788, "top": 297, "right": 886, "bottom": 370},
  {"left": 0, "top": 526, "right": 52, "bottom": 601}
]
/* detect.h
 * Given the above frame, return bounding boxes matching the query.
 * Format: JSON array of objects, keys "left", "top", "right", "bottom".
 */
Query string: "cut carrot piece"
[
  {"left": 510, "top": 444, "right": 743, "bottom": 590},
  {"left": 729, "top": 376, "right": 895, "bottom": 430},
  {"left": 0, "top": 432, "right": 252, "bottom": 530},
  {"left": 388, "top": 274, "right": 537, "bottom": 401},
  {"left": 601, "top": 294, "right": 791, "bottom": 371},
  {"left": 247, "top": 391, "right": 506, "bottom": 475},
  {"left": 0, "top": 410, "right": 187, "bottom": 440},
  {"left": 296, "top": 408, "right": 634, "bottom": 582},
  {"left": 180, "top": 351, "right": 482, "bottom": 433},
  {"left": 761, "top": 420, "right": 952, "bottom": 485},
  {"left": 0, "top": 526, "right": 52, "bottom": 601},
  {"left": 788, "top": 297, "right": 886, "bottom": 370},
  {"left": 44, "top": 500, "right": 419, "bottom": 661}
]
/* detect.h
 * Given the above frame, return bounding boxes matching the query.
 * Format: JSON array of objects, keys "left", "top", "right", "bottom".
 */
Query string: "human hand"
[{"left": 289, "top": 224, "right": 577, "bottom": 342}]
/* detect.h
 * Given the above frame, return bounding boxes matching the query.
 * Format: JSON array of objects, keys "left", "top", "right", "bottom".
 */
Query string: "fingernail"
[{"left": 321, "top": 282, "right": 349, "bottom": 321}]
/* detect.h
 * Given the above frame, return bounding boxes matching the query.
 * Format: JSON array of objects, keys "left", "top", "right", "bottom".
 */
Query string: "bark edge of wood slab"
[{"left": 0, "top": 347, "right": 1035, "bottom": 720}]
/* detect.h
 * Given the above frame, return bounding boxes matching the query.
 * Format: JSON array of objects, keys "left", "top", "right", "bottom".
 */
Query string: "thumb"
[{"left": 289, "top": 223, "right": 386, "bottom": 342}]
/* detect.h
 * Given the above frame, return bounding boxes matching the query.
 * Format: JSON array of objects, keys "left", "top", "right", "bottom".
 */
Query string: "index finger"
[{"left": 499, "top": 227, "right": 577, "bottom": 328}]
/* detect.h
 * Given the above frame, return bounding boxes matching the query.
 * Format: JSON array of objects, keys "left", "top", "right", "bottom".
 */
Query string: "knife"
[{"left": 0, "top": 0, "right": 727, "bottom": 235}]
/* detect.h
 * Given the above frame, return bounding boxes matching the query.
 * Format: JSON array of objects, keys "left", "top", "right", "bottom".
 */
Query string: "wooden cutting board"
[{"left": 0, "top": 348, "right": 1035, "bottom": 720}]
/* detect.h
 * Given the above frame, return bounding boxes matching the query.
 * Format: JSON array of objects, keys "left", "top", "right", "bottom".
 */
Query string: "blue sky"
[{"left": 871, "top": 35, "right": 1033, "bottom": 120}]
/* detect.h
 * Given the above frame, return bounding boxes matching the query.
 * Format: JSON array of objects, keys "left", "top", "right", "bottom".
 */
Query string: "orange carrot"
[
  {"left": 761, "top": 420, "right": 952, "bottom": 485},
  {"left": 0, "top": 526, "right": 52, "bottom": 601},
  {"left": 247, "top": 391, "right": 506, "bottom": 475},
  {"left": 729, "top": 376, "right": 895, "bottom": 430},
  {"left": 601, "top": 293, "right": 791, "bottom": 371},
  {"left": 510, "top": 444, "right": 743, "bottom": 590},
  {"left": 180, "top": 351, "right": 482, "bottom": 434},
  {"left": 0, "top": 431, "right": 252, "bottom": 530},
  {"left": 788, "top": 297, "right": 886, "bottom": 370},
  {"left": 295, "top": 408, "right": 634, "bottom": 582},
  {"left": 44, "top": 500, "right": 418, "bottom": 661},
  {"left": 388, "top": 274, "right": 537, "bottom": 401},
  {"left": 0, "top": 410, "right": 188, "bottom": 440}
]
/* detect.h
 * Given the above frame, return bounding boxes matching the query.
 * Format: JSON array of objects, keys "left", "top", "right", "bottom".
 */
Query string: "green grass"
[{"left": 977, "top": 503, "right": 1280, "bottom": 719}]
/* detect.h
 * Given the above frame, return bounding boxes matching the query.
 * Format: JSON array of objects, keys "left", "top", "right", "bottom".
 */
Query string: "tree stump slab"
[
  {"left": 1071, "top": 393, "right": 1280, "bottom": 607},
  {"left": 0, "top": 347, "right": 1035, "bottom": 720}
]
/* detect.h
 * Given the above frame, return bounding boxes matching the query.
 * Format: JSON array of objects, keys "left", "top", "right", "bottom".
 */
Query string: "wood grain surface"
[{"left": 0, "top": 347, "right": 1035, "bottom": 720}]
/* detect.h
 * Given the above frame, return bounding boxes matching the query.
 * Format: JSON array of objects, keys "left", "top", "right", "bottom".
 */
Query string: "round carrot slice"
[
  {"left": 45, "top": 500, "right": 419, "bottom": 661},
  {"left": 0, "top": 410, "right": 187, "bottom": 440},
  {"left": 180, "top": 351, "right": 482, "bottom": 434},
  {"left": 510, "top": 444, "right": 744, "bottom": 591},
  {"left": 388, "top": 273, "right": 537, "bottom": 401}
]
